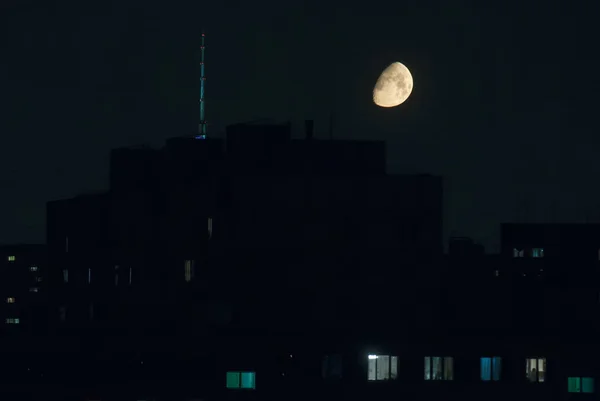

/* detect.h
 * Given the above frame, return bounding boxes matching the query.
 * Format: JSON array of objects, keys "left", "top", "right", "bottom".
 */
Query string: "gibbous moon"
[{"left": 373, "top": 62, "right": 413, "bottom": 108}]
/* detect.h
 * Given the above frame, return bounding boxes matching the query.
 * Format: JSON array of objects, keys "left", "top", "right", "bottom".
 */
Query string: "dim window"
[
  {"left": 7, "top": 256, "right": 15, "bottom": 262},
  {"left": 322, "top": 354, "right": 342, "bottom": 379},
  {"left": 532, "top": 248, "right": 544, "bottom": 258},
  {"left": 425, "top": 356, "right": 453, "bottom": 380},
  {"left": 208, "top": 217, "right": 213, "bottom": 239},
  {"left": 367, "top": 354, "right": 398, "bottom": 381},
  {"left": 526, "top": 357, "right": 546, "bottom": 382},
  {"left": 5, "top": 318, "right": 19, "bottom": 324},
  {"left": 29, "top": 266, "right": 38, "bottom": 272},
  {"left": 513, "top": 249, "right": 524, "bottom": 258},
  {"left": 184, "top": 260, "right": 195, "bottom": 282},
  {"left": 29, "top": 287, "right": 38, "bottom": 293},
  {"left": 59, "top": 306, "right": 66, "bottom": 322},
  {"left": 62, "top": 269, "right": 68, "bottom": 283}
]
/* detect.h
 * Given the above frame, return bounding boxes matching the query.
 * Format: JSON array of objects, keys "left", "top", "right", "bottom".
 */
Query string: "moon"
[{"left": 373, "top": 62, "right": 413, "bottom": 108}]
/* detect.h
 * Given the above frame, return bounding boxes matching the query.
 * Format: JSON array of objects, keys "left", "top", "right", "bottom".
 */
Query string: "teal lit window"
[
  {"left": 532, "top": 248, "right": 544, "bottom": 258},
  {"left": 226, "top": 371, "right": 255, "bottom": 389},
  {"left": 226, "top": 372, "right": 239, "bottom": 388},
  {"left": 481, "top": 357, "right": 502, "bottom": 381},
  {"left": 569, "top": 377, "right": 594, "bottom": 393},
  {"left": 241, "top": 372, "right": 255, "bottom": 389},
  {"left": 583, "top": 377, "right": 595, "bottom": 393}
]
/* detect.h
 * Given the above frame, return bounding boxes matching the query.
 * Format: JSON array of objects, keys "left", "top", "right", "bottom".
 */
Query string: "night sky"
[{"left": 2, "top": 0, "right": 598, "bottom": 251}]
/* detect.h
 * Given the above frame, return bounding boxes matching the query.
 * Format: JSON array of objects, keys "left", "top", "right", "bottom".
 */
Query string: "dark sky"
[{"left": 2, "top": 0, "right": 598, "bottom": 251}]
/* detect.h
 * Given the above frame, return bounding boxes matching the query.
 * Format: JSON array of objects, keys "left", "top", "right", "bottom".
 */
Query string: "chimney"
[{"left": 305, "top": 120, "right": 314, "bottom": 141}]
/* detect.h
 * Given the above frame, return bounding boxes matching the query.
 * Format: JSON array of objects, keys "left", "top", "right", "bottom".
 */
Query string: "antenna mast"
[{"left": 196, "top": 31, "right": 207, "bottom": 139}]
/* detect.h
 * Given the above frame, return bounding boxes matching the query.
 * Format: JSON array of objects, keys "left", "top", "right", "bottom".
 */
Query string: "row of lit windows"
[
  {"left": 60, "top": 267, "right": 133, "bottom": 285},
  {"left": 4, "top": 256, "right": 40, "bottom": 273},
  {"left": 361, "top": 355, "right": 549, "bottom": 383},
  {"left": 5, "top": 318, "right": 19, "bottom": 324},
  {"left": 513, "top": 248, "right": 544, "bottom": 258},
  {"left": 225, "top": 366, "right": 593, "bottom": 393}
]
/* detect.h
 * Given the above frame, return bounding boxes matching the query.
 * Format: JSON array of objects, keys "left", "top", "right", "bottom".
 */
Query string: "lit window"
[
  {"left": 322, "top": 354, "right": 342, "bottom": 379},
  {"left": 29, "top": 287, "right": 38, "bottom": 293},
  {"left": 29, "top": 266, "right": 38, "bottom": 272},
  {"left": 481, "top": 357, "right": 502, "bottom": 381},
  {"left": 526, "top": 357, "right": 546, "bottom": 382},
  {"left": 6, "top": 297, "right": 15, "bottom": 304},
  {"left": 532, "top": 248, "right": 544, "bottom": 258},
  {"left": 513, "top": 249, "right": 524, "bottom": 258},
  {"left": 226, "top": 372, "right": 256, "bottom": 389},
  {"left": 184, "top": 260, "right": 194, "bottom": 282},
  {"left": 367, "top": 354, "right": 398, "bottom": 381},
  {"left": 62, "top": 269, "right": 68, "bottom": 283},
  {"left": 5, "top": 318, "right": 19, "bottom": 324},
  {"left": 569, "top": 377, "right": 595, "bottom": 393},
  {"left": 425, "top": 356, "right": 453, "bottom": 380},
  {"left": 7, "top": 256, "right": 15, "bottom": 262}
]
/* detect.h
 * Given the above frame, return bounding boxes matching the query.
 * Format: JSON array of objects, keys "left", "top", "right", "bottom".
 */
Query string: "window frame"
[
  {"left": 525, "top": 357, "right": 546, "bottom": 383},
  {"left": 226, "top": 371, "right": 256, "bottom": 390},
  {"left": 322, "top": 354, "right": 343, "bottom": 379},
  {"left": 480, "top": 356, "right": 502, "bottom": 381},
  {"left": 367, "top": 354, "right": 398, "bottom": 381},
  {"left": 568, "top": 376, "right": 595, "bottom": 393},
  {"left": 424, "top": 356, "right": 454, "bottom": 381}
]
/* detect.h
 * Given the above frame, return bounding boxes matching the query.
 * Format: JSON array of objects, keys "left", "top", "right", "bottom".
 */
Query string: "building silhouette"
[{"left": 27, "top": 122, "right": 600, "bottom": 400}]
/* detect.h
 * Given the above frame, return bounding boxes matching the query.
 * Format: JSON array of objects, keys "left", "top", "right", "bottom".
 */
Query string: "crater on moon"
[{"left": 373, "top": 62, "right": 413, "bottom": 108}]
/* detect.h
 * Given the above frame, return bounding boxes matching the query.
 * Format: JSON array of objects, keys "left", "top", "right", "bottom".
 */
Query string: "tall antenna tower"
[{"left": 195, "top": 31, "right": 207, "bottom": 139}]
